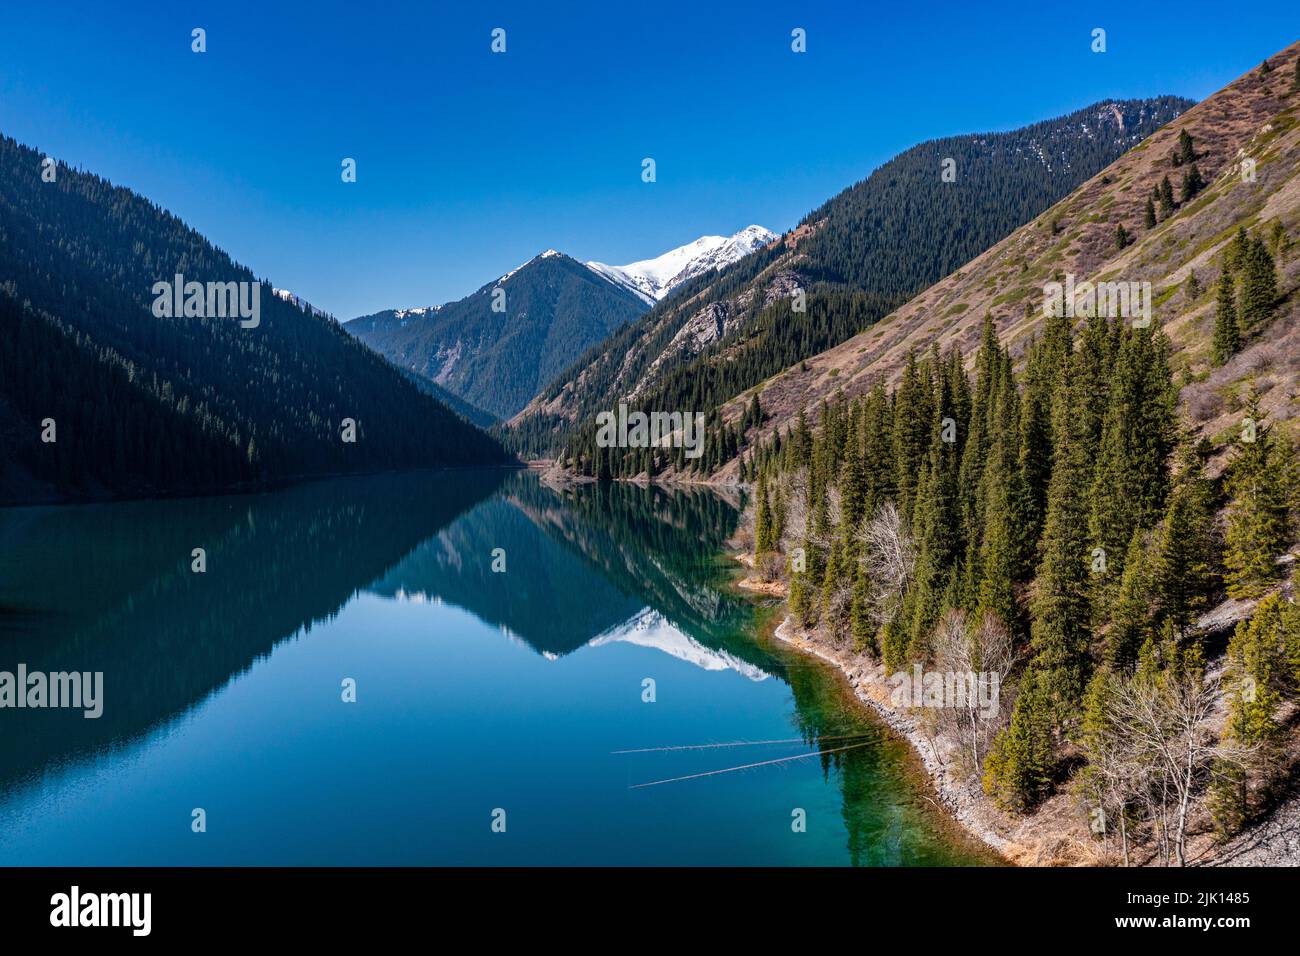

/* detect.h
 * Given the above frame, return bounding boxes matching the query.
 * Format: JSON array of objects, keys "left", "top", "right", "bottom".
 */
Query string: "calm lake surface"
[{"left": 0, "top": 470, "right": 995, "bottom": 865}]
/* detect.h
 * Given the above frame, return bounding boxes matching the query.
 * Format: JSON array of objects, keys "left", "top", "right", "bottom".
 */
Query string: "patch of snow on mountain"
[{"left": 586, "top": 225, "right": 777, "bottom": 304}]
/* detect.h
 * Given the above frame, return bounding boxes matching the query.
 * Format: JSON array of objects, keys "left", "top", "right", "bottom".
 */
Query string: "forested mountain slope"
[
  {"left": 346, "top": 251, "right": 649, "bottom": 419},
  {"left": 733, "top": 41, "right": 1300, "bottom": 866},
  {"left": 722, "top": 43, "right": 1300, "bottom": 479},
  {"left": 0, "top": 134, "right": 511, "bottom": 504},
  {"left": 509, "top": 95, "right": 1192, "bottom": 467}
]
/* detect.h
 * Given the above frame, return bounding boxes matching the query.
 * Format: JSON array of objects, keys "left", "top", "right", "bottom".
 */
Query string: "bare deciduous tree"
[
  {"left": 1102, "top": 666, "right": 1257, "bottom": 866},
  {"left": 931, "top": 608, "right": 1016, "bottom": 773},
  {"left": 857, "top": 501, "right": 915, "bottom": 629}
]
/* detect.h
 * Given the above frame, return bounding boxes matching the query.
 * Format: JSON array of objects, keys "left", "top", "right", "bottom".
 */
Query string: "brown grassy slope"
[{"left": 718, "top": 39, "right": 1300, "bottom": 481}]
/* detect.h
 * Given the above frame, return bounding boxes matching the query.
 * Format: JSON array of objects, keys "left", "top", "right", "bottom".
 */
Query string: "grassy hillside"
[{"left": 727, "top": 42, "right": 1300, "bottom": 478}]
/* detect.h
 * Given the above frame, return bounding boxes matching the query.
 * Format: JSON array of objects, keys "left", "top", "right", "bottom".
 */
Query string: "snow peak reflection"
[
  {"left": 594, "top": 404, "right": 706, "bottom": 459},
  {"left": 151, "top": 273, "right": 261, "bottom": 328},
  {"left": 0, "top": 664, "right": 103, "bottom": 718}
]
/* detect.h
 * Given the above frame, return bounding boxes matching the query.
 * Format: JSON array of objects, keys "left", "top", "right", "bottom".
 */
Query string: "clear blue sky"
[{"left": 0, "top": 1, "right": 1293, "bottom": 317}]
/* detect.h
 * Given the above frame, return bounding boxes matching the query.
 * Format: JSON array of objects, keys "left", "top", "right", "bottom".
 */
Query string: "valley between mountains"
[{"left": 4, "top": 33, "right": 1299, "bottom": 869}]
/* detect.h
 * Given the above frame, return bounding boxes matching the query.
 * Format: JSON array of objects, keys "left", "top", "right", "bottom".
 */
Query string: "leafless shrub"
[
  {"left": 1097, "top": 668, "right": 1257, "bottom": 867},
  {"left": 857, "top": 501, "right": 915, "bottom": 629},
  {"left": 1184, "top": 386, "right": 1223, "bottom": 424},
  {"left": 930, "top": 608, "right": 1017, "bottom": 773}
]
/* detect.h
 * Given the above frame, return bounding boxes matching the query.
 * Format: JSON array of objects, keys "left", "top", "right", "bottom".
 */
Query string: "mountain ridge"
[
  {"left": 504, "top": 95, "right": 1195, "bottom": 468},
  {"left": 716, "top": 40, "right": 1300, "bottom": 480},
  {"left": 0, "top": 132, "right": 511, "bottom": 505}
]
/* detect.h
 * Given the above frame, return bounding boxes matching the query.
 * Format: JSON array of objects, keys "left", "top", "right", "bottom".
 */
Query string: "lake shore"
[
  {"left": 769, "top": 614, "right": 1021, "bottom": 861},
  {"left": 749, "top": 569, "right": 1300, "bottom": 867}
]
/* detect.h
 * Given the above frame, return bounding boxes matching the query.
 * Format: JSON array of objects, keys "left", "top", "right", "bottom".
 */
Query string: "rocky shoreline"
[{"left": 771, "top": 614, "right": 1019, "bottom": 859}]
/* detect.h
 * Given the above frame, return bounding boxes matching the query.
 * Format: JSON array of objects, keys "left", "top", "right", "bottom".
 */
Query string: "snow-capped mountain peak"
[
  {"left": 499, "top": 248, "right": 565, "bottom": 284},
  {"left": 586, "top": 225, "right": 777, "bottom": 305}
]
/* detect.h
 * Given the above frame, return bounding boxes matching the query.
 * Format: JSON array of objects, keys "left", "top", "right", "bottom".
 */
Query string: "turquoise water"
[{"left": 0, "top": 471, "right": 994, "bottom": 865}]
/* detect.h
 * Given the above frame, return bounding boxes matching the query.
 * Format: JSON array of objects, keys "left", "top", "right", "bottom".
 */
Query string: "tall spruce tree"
[
  {"left": 1237, "top": 232, "right": 1278, "bottom": 330},
  {"left": 1223, "top": 393, "right": 1294, "bottom": 598},
  {"left": 983, "top": 671, "right": 1056, "bottom": 812},
  {"left": 1212, "top": 264, "right": 1241, "bottom": 365},
  {"left": 1088, "top": 324, "right": 1177, "bottom": 605},
  {"left": 1031, "top": 365, "right": 1095, "bottom": 723}
]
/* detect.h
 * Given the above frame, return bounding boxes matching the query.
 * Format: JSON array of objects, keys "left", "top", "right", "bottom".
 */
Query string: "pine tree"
[
  {"left": 1177, "top": 128, "right": 1196, "bottom": 165},
  {"left": 755, "top": 471, "right": 775, "bottom": 555},
  {"left": 1211, "top": 264, "right": 1240, "bottom": 365},
  {"left": 1144, "top": 196, "right": 1157, "bottom": 229},
  {"left": 1237, "top": 232, "right": 1278, "bottom": 329},
  {"left": 839, "top": 414, "right": 868, "bottom": 530},
  {"left": 1031, "top": 368, "right": 1094, "bottom": 722},
  {"left": 1151, "top": 446, "right": 1220, "bottom": 633},
  {"left": 1180, "top": 163, "right": 1204, "bottom": 203},
  {"left": 1224, "top": 393, "right": 1294, "bottom": 598},
  {"left": 1158, "top": 176, "right": 1176, "bottom": 218},
  {"left": 1107, "top": 529, "right": 1152, "bottom": 670},
  {"left": 892, "top": 351, "right": 931, "bottom": 520},
  {"left": 1088, "top": 324, "right": 1177, "bottom": 602},
  {"left": 983, "top": 672, "right": 1056, "bottom": 812},
  {"left": 976, "top": 461, "right": 1020, "bottom": 635},
  {"left": 850, "top": 565, "right": 876, "bottom": 654},
  {"left": 1115, "top": 223, "right": 1130, "bottom": 250},
  {"left": 1210, "top": 594, "right": 1293, "bottom": 831}
]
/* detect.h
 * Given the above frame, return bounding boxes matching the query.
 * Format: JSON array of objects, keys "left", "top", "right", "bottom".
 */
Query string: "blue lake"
[{"left": 0, "top": 471, "right": 994, "bottom": 865}]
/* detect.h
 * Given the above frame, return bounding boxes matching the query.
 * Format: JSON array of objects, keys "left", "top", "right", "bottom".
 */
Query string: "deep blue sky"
[{"left": 0, "top": 2, "right": 1293, "bottom": 317}]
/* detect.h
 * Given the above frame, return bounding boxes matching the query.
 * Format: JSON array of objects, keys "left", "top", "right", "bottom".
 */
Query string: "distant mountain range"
[
  {"left": 345, "top": 227, "right": 775, "bottom": 419},
  {"left": 504, "top": 95, "right": 1196, "bottom": 472}
]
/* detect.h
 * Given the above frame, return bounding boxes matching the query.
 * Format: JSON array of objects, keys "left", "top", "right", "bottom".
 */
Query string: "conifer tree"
[
  {"left": 1224, "top": 394, "right": 1294, "bottom": 598},
  {"left": 1018, "top": 315, "right": 1072, "bottom": 556},
  {"left": 839, "top": 414, "right": 868, "bottom": 531},
  {"left": 1158, "top": 176, "right": 1176, "bottom": 218},
  {"left": 755, "top": 471, "right": 775, "bottom": 555},
  {"left": 892, "top": 351, "right": 930, "bottom": 520},
  {"left": 1088, "top": 325, "right": 1177, "bottom": 601},
  {"left": 850, "top": 565, "right": 876, "bottom": 654},
  {"left": 983, "top": 672, "right": 1056, "bottom": 812},
  {"left": 1107, "top": 529, "right": 1152, "bottom": 670},
  {"left": 1210, "top": 594, "right": 1293, "bottom": 831},
  {"left": 1237, "top": 232, "right": 1278, "bottom": 329},
  {"left": 1151, "top": 447, "right": 1220, "bottom": 633},
  {"left": 976, "top": 459, "right": 1021, "bottom": 635},
  {"left": 1211, "top": 264, "right": 1241, "bottom": 365},
  {"left": 1180, "top": 163, "right": 1204, "bottom": 203},
  {"left": 1031, "top": 368, "right": 1095, "bottom": 721},
  {"left": 958, "top": 319, "right": 1000, "bottom": 573},
  {"left": 1115, "top": 223, "right": 1130, "bottom": 250},
  {"left": 1144, "top": 197, "right": 1157, "bottom": 229}
]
